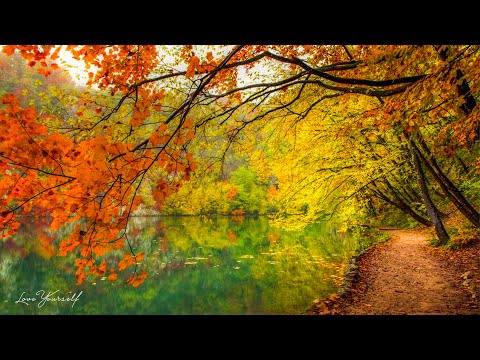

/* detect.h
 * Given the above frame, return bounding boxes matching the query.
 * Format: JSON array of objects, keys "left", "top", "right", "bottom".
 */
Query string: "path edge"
[{"left": 305, "top": 228, "right": 394, "bottom": 314}]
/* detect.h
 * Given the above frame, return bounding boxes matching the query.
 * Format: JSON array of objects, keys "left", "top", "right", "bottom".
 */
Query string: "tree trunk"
[
  {"left": 413, "top": 138, "right": 480, "bottom": 227},
  {"left": 456, "top": 155, "right": 470, "bottom": 174},
  {"left": 383, "top": 179, "right": 433, "bottom": 226},
  {"left": 370, "top": 181, "right": 432, "bottom": 227},
  {"left": 410, "top": 143, "right": 450, "bottom": 244},
  {"left": 390, "top": 171, "right": 421, "bottom": 204}
]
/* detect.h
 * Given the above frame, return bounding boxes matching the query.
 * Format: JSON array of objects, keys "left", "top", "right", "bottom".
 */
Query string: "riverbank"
[{"left": 308, "top": 228, "right": 480, "bottom": 315}]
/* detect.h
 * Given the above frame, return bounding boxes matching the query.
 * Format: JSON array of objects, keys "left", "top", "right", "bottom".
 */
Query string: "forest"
[{"left": 0, "top": 45, "right": 479, "bottom": 314}]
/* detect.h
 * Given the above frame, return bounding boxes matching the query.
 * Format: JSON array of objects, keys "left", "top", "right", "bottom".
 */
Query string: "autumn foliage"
[
  {"left": 0, "top": 93, "right": 197, "bottom": 285},
  {"left": 0, "top": 51, "right": 198, "bottom": 286},
  {"left": 1, "top": 44, "right": 480, "bottom": 287}
]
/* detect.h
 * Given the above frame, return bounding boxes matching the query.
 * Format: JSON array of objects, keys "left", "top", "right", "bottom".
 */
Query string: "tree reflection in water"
[{"left": 0, "top": 216, "right": 354, "bottom": 314}]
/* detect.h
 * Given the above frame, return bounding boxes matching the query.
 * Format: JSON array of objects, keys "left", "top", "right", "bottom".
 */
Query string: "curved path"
[{"left": 332, "top": 229, "right": 479, "bottom": 315}]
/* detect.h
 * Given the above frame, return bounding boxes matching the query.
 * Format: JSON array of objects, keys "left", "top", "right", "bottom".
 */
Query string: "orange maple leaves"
[
  {"left": 226, "top": 187, "right": 238, "bottom": 200},
  {"left": 126, "top": 271, "right": 148, "bottom": 288},
  {"left": 186, "top": 52, "right": 218, "bottom": 78},
  {"left": 2, "top": 45, "right": 60, "bottom": 77},
  {"left": 118, "top": 252, "right": 144, "bottom": 271},
  {"left": 0, "top": 92, "right": 197, "bottom": 288}
]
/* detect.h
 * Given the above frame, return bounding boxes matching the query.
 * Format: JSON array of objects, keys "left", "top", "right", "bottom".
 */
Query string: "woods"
[{"left": 0, "top": 45, "right": 479, "bottom": 291}]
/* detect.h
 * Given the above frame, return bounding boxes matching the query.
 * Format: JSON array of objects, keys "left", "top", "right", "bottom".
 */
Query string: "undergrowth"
[
  {"left": 427, "top": 212, "right": 479, "bottom": 250},
  {"left": 350, "top": 225, "right": 391, "bottom": 255}
]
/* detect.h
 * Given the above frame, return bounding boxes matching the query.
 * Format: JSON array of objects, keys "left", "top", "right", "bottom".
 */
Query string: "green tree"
[{"left": 229, "top": 166, "right": 268, "bottom": 215}]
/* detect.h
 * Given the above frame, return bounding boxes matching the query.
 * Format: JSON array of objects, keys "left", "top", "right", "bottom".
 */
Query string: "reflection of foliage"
[
  {"left": 250, "top": 224, "right": 355, "bottom": 313},
  {"left": 1, "top": 217, "right": 355, "bottom": 314}
]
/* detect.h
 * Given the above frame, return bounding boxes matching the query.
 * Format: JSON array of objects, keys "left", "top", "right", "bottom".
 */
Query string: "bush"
[{"left": 350, "top": 225, "right": 391, "bottom": 255}]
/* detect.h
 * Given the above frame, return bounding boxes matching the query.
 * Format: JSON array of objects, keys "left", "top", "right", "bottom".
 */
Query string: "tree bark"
[
  {"left": 410, "top": 143, "right": 450, "bottom": 244},
  {"left": 390, "top": 171, "right": 421, "bottom": 204},
  {"left": 370, "top": 181, "right": 432, "bottom": 227},
  {"left": 413, "top": 137, "right": 480, "bottom": 227},
  {"left": 383, "top": 179, "right": 433, "bottom": 226},
  {"left": 456, "top": 155, "right": 470, "bottom": 174}
]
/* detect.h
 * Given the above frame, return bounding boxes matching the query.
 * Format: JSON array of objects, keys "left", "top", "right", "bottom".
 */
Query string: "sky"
[{"left": 57, "top": 48, "right": 91, "bottom": 85}]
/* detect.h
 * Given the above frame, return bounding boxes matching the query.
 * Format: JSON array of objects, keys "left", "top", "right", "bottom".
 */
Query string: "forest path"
[{"left": 312, "top": 229, "right": 480, "bottom": 315}]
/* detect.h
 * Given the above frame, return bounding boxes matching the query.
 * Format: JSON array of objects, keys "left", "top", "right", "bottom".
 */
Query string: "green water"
[{"left": 0, "top": 216, "right": 355, "bottom": 314}]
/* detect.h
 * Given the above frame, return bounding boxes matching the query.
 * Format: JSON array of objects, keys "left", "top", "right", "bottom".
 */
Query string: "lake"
[{"left": 0, "top": 216, "right": 355, "bottom": 314}]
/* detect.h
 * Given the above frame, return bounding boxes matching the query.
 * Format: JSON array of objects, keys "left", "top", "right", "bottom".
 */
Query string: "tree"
[{"left": 228, "top": 166, "right": 268, "bottom": 215}]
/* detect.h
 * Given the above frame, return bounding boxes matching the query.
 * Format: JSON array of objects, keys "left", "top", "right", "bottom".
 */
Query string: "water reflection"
[{"left": 0, "top": 216, "right": 355, "bottom": 314}]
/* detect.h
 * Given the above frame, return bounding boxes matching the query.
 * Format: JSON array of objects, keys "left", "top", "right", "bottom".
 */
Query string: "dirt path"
[{"left": 316, "top": 229, "right": 480, "bottom": 315}]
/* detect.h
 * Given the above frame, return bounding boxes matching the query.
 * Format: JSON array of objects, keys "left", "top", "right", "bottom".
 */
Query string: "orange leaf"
[
  {"left": 130, "top": 113, "right": 143, "bottom": 127},
  {"left": 2, "top": 46, "right": 16, "bottom": 55},
  {"left": 76, "top": 272, "right": 87, "bottom": 285},
  {"left": 158, "top": 123, "right": 168, "bottom": 134},
  {"left": 98, "top": 260, "right": 107, "bottom": 274},
  {"left": 132, "top": 271, "right": 148, "bottom": 288},
  {"left": 118, "top": 253, "right": 135, "bottom": 271},
  {"left": 153, "top": 188, "right": 165, "bottom": 202},
  {"left": 149, "top": 131, "right": 162, "bottom": 146},
  {"left": 126, "top": 274, "right": 135, "bottom": 285},
  {"left": 186, "top": 130, "right": 195, "bottom": 141},
  {"left": 176, "top": 137, "right": 186, "bottom": 146},
  {"left": 186, "top": 56, "right": 199, "bottom": 78},
  {"left": 113, "top": 238, "right": 124, "bottom": 250},
  {"left": 183, "top": 118, "right": 194, "bottom": 129}
]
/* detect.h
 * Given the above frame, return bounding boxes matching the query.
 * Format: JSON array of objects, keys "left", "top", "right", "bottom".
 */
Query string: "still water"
[{"left": 0, "top": 216, "right": 355, "bottom": 314}]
